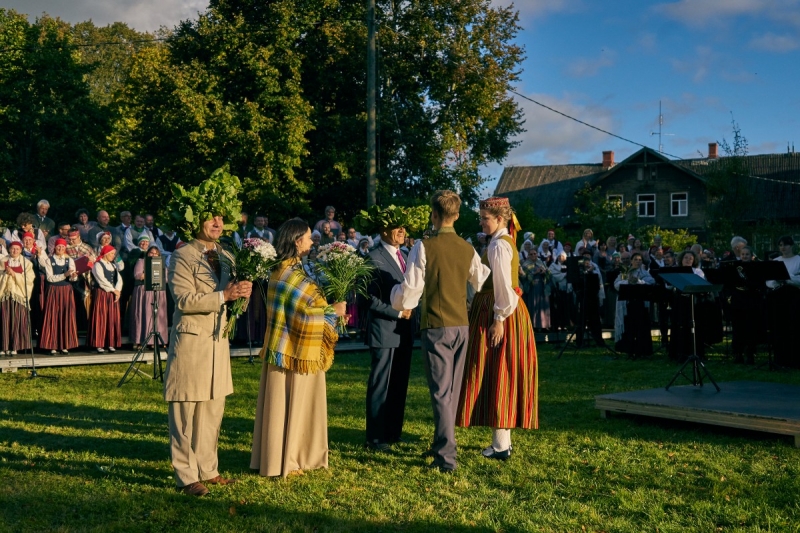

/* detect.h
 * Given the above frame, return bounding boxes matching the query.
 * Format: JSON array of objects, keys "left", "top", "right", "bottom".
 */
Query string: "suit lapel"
[{"left": 378, "top": 244, "right": 404, "bottom": 280}]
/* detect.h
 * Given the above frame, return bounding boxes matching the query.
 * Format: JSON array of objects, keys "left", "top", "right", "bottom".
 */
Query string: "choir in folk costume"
[
  {"left": 0, "top": 241, "right": 35, "bottom": 355},
  {"left": 457, "top": 196, "right": 538, "bottom": 460}
]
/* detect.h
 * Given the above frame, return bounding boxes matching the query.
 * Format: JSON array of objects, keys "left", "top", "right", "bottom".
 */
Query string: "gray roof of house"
[
  {"left": 494, "top": 164, "right": 604, "bottom": 223},
  {"left": 496, "top": 149, "right": 800, "bottom": 224},
  {"left": 676, "top": 153, "right": 800, "bottom": 221}
]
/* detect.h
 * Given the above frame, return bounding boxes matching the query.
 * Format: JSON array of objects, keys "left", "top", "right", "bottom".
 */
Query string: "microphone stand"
[{"left": 21, "top": 253, "right": 56, "bottom": 380}]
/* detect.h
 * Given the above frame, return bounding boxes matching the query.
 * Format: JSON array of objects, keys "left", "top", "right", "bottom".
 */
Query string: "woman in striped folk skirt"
[
  {"left": 39, "top": 239, "right": 79, "bottom": 354},
  {"left": 87, "top": 245, "right": 122, "bottom": 353},
  {"left": 0, "top": 242, "right": 35, "bottom": 355},
  {"left": 457, "top": 197, "right": 538, "bottom": 460}
]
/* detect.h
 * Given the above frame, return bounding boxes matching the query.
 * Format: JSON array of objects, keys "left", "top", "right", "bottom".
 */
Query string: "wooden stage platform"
[{"left": 595, "top": 381, "right": 800, "bottom": 447}]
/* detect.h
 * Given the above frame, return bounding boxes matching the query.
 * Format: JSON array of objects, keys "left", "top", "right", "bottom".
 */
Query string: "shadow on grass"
[{"left": 0, "top": 487, "right": 500, "bottom": 533}]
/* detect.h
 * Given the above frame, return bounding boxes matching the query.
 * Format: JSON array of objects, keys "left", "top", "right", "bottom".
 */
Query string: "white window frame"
[
  {"left": 637, "top": 194, "right": 656, "bottom": 218},
  {"left": 671, "top": 192, "right": 688, "bottom": 217}
]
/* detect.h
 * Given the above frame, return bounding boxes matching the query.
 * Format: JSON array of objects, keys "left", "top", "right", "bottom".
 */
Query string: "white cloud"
[
  {"left": 564, "top": 49, "right": 616, "bottom": 78},
  {"left": 491, "top": 0, "right": 587, "bottom": 23},
  {"left": 749, "top": 32, "right": 800, "bottom": 52},
  {"left": 653, "top": 0, "right": 800, "bottom": 29},
  {"left": 501, "top": 91, "right": 618, "bottom": 166},
  {"left": 3, "top": 0, "right": 206, "bottom": 31}
]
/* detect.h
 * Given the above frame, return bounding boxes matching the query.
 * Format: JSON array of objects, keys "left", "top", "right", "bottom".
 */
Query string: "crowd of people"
[
  {"left": 0, "top": 201, "right": 186, "bottom": 355},
  {"left": 508, "top": 229, "right": 800, "bottom": 366},
  {"left": 2, "top": 193, "right": 799, "bottom": 496}
]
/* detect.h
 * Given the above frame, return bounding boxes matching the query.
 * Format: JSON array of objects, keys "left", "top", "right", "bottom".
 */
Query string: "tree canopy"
[{"left": 0, "top": 1, "right": 525, "bottom": 228}]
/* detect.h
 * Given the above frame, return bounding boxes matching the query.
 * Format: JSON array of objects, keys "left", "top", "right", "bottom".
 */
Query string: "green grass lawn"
[{"left": 1, "top": 345, "right": 799, "bottom": 532}]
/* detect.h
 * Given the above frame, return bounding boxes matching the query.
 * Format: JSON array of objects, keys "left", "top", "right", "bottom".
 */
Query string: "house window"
[
  {"left": 637, "top": 194, "right": 656, "bottom": 217},
  {"left": 671, "top": 192, "right": 688, "bottom": 216},
  {"left": 607, "top": 194, "right": 624, "bottom": 217}
]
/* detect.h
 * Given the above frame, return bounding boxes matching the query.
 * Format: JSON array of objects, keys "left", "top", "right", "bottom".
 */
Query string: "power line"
[
  {"left": 508, "top": 89, "right": 800, "bottom": 186},
  {"left": 508, "top": 88, "right": 684, "bottom": 161}
]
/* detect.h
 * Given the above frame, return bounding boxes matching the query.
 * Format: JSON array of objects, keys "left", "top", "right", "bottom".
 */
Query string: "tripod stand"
[
  {"left": 21, "top": 255, "right": 56, "bottom": 380},
  {"left": 118, "top": 290, "right": 165, "bottom": 387},
  {"left": 660, "top": 273, "right": 721, "bottom": 391},
  {"left": 558, "top": 264, "right": 615, "bottom": 359}
]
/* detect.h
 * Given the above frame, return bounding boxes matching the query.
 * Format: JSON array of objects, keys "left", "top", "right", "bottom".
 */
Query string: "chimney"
[
  {"left": 602, "top": 150, "right": 615, "bottom": 169},
  {"left": 708, "top": 142, "right": 718, "bottom": 159}
]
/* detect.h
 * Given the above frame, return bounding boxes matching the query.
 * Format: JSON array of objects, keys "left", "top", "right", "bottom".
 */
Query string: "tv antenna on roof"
[{"left": 650, "top": 100, "right": 674, "bottom": 153}]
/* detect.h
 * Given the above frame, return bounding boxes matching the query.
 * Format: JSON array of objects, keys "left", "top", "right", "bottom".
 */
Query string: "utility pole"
[{"left": 366, "top": 0, "right": 377, "bottom": 206}]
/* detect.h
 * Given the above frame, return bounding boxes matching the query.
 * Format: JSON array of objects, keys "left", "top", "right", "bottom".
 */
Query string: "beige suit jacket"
[{"left": 163, "top": 239, "right": 233, "bottom": 402}]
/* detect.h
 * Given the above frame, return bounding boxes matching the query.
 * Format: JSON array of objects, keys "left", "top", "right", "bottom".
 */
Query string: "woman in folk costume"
[
  {"left": 130, "top": 245, "right": 169, "bottom": 349},
  {"left": 251, "top": 218, "right": 347, "bottom": 478},
  {"left": 0, "top": 242, "right": 35, "bottom": 355},
  {"left": 21, "top": 231, "right": 45, "bottom": 338},
  {"left": 39, "top": 238, "right": 79, "bottom": 355},
  {"left": 457, "top": 197, "right": 538, "bottom": 460},
  {"left": 87, "top": 245, "right": 123, "bottom": 353}
]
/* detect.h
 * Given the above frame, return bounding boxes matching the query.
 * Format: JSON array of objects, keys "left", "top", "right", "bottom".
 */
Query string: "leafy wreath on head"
[
  {"left": 353, "top": 204, "right": 431, "bottom": 237},
  {"left": 166, "top": 167, "right": 242, "bottom": 241}
]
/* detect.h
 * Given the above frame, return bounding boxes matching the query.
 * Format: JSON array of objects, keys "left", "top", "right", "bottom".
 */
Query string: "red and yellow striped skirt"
[{"left": 457, "top": 290, "right": 538, "bottom": 429}]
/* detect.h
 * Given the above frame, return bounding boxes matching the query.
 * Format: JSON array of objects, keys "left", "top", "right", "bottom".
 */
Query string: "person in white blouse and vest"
[{"left": 391, "top": 191, "right": 489, "bottom": 473}]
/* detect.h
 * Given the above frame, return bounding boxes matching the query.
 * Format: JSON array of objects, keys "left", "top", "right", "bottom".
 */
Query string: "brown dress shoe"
[
  {"left": 179, "top": 481, "right": 209, "bottom": 496},
  {"left": 203, "top": 475, "right": 237, "bottom": 486}
]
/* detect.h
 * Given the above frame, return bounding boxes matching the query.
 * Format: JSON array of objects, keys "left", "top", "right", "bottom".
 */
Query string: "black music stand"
[
  {"left": 660, "top": 273, "right": 723, "bottom": 391},
  {"left": 557, "top": 259, "right": 615, "bottom": 358},
  {"left": 616, "top": 283, "right": 659, "bottom": 359},
  {"left": 735, "top": 261, "right": 792, "bottom": 370},
  {"left": 651, "top": 266, "right": 691, "bottom": 351}
]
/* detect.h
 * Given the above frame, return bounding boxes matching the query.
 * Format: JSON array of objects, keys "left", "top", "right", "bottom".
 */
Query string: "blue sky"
[
  {"left": 7, "top": 0, "right": 800, "bottom": 195},
  {"left": 485, "top": 0, "right": 800, "bottom": 192}
]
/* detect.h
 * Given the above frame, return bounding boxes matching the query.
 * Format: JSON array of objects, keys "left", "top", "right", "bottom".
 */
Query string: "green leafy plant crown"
[
  {"left": 166, "top": 167, "right": 242, "bottom": 240},
  {"left": 353, "top": 204, "right": 431, "bottom": 236}
]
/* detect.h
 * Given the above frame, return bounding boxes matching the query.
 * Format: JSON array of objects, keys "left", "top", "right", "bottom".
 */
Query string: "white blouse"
[
  {"left": 92, "top": 259, "right": 123, "bottom": 292},
  {"left": 487, "top": 228, "right": 519, "bottom": 322},
  {"left": 41, "top": 255, "right": 76, "bottom": 283}
]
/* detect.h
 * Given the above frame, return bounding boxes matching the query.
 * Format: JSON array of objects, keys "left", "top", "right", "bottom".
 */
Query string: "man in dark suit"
[{"left": 365, "top": 217, "right": 416, "bottom": 450}]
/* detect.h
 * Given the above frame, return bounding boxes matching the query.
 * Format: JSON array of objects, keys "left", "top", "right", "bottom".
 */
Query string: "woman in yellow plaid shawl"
[{"left": 250, "top": 218, "right": 347, "bottom": 478}]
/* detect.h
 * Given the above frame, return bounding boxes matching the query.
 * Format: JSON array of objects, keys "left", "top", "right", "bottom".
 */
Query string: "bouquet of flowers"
[
  {"left": 221, "top": 238, "right": 280, "bottom": 338},
  {"left": 314, "top": 241, "right": 374, "bottom": 335}
]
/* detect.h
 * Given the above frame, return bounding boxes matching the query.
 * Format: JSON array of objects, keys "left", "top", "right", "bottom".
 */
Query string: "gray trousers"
[
  {"left": 421, "top": 326, "right": 469, "bottom": 470},
  {"left": 168, "top": 397, "right": 226, "bottom": 487}
]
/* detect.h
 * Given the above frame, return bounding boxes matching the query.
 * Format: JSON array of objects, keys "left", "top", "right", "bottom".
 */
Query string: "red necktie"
[{"left": 396, "top": 250, "right": 406, "bottom": 273}]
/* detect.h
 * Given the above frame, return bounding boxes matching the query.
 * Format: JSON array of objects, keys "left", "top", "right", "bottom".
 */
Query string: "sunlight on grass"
[{"left": 1, "top": 346, "right": 799, "bottom": 532}]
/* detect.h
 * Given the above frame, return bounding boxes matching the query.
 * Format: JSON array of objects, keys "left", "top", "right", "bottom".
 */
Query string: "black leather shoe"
[
  {"left": 366, "top": 441, "right": 391, "bottom": 452},
  {"left": 429, "top": 463, "right": 455, "bottom": 474},
  {"left": 481, "top": 446, "right": 511, "bottom": 461}
]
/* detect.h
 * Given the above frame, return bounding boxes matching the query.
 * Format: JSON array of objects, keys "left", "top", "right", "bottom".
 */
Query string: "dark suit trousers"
[
  {"left": 365, "top": 332, "right": 413, "bottom": 444},
  {"left": 421, "top": 326, "right": 469, "bottom": 470}
]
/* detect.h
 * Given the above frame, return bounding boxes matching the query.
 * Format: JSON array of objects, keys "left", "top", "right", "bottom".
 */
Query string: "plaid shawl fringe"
[{"left": 259, "top": 259, "right": 338, "bottom": 374}]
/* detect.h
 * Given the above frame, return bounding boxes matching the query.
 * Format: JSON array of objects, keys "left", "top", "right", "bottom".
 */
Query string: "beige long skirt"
[{"left": 250, "top": 363, "right": 329, "bottom": 477}]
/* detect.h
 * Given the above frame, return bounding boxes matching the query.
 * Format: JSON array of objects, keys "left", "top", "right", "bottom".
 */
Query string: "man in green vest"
[{"left": 391, "top": 190, "right": 489, "bottom": 473}]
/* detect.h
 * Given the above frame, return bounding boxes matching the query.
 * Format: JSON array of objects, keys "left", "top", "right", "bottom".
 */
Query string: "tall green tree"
[
  {"left": 101, "top": 1, "right": 316, "bottom": 220},
  {"left": 0, "top": 10, "right": 110, "bottom": 221},
  {"left": 297, "top": 0, "right": 525, "bottom": 219}
]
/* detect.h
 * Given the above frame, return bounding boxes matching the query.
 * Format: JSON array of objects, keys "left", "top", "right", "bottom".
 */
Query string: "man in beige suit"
[{"left": 164, "top": 215, "right": 252, "bottom": 496}]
